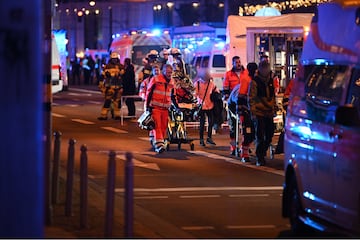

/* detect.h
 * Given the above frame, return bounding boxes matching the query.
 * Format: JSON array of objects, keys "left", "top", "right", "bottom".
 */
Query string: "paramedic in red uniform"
[
  {"left": 223, "top": 56, "right": 249, "bottom": 100},
  {"left": 145, "top": 64, "right": 175, "bottom": 153}
]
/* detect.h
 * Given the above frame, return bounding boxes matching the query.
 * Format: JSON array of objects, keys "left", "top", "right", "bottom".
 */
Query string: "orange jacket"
[
  {"left": 223, "top": 68, "right": 251, "bottom": 94},
  {"left": 146, "top": 74, "right": 174, "bottom": 110}
]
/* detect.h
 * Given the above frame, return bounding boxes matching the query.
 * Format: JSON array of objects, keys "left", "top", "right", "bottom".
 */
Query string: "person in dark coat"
[{"left": 122, "top": 58, "right": 136, "bottom": 117}]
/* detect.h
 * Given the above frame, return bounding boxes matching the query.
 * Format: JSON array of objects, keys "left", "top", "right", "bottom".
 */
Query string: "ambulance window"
[
  {"left": 305, "top": 65, "right": 347, "bottom": 123},
  {"left": 213, "top": 54, "right": 226, "bottom": 68},
  {"left": 347, "top": 68, "right": 360, "bottom": 118},
  {"left": 195, "top": 57, "right": 201, "bottom": 69},
  {"left": 201, "top": 56, "right": 210, "bottom": 68}
]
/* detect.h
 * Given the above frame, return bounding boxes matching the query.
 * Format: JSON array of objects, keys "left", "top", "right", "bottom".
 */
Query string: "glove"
[{"left": 146, "top": 107, "right": 152, "bottom": 114}]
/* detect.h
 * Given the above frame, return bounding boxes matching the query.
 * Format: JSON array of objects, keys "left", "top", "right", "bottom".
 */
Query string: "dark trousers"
[
  {"left": 199, "top": 109, "right": 214, "bottom": 140},
  {"left": 254, "top": 115, "right": 274, "bottom": 160},
  {"left": 125, "top": 98, "right": 136, "bottom": 116}
]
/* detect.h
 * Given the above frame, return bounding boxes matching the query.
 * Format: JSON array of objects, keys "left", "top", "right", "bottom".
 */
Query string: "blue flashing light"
[
  {"left": 313, "top": 59, "right": 328, "bottom": 65},
  {"left": 152, "top": 29, "right": 161, "bottom": 36}
]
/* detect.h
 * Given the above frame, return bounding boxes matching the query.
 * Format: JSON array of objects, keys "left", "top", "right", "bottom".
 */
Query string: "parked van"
[
  {"left": 282, "top": 1, "right": 360, "bottom": 237},
  {"left": 190, "top": 40, "right": 226, "bottom": 90}
]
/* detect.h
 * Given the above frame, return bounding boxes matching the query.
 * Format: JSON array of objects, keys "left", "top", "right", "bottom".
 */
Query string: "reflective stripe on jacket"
[{"left": 146, "top": 75, "right": 174, "bottom": 109}]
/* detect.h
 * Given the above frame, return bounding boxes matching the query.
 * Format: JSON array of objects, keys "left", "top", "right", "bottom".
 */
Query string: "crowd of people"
[{"left": 86, "top": 47, "right": 283, "bottom": 165}]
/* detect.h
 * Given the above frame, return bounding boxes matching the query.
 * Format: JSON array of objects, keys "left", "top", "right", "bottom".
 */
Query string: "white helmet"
[
  {"left": 170, "top": 48, "right": 181, "bottom": 56},
  {"left": 110, "top": 52, "right": 119, "bottom": 59},
  {"left": 147, "top": 50, "right": 159, "bottom": 59}
]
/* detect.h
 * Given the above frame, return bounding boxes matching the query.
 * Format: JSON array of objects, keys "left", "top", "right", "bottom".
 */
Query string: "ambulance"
[
  {"left": 282, "top": 1, "right": 360, "bottom": 236},
  {"left": 109, "top": 29, "right": 172, "bottom": 87},
  {"left": 51, "top": 30, "right": 68, "bottom": 94},
  {"left": 51, "top": 33, "right": 63, "bottom": 94},
  {"left": 190, "top": 38, "right": 226, "bottom": 90}
]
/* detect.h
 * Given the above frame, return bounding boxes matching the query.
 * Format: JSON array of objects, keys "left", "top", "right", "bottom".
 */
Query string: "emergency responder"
[
  {"left": 223, "top": 56, "right": 249, "bottom": 100},
  {"left": 145, "top": 64, "right": 175, "bottom": 153},
  {"left": 138, "top": 50, "right": 159, "bottom": 93},
  {"left": 168, "top": 48, "right": 187, "bottom": 76},
  {"left": 139, "top": 63, "right": 161, "bottom": 149},
  {"left": 97, "top": 52, "right": 124, "bottom": 120},
  {"left": 227, "top": 63, "right": 254, "bottom": 160},
  {"left": 249, "top": 60, "right": 276, "bottom": 166},
  {"left": 194, "top": 70, "right": 219, "bottom": 146},
  {"left": 160, "top": 48, "right": 169, "bottom": 70}
]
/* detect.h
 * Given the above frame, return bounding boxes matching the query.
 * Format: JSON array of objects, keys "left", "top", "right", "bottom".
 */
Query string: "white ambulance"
[
  {"left": 51, "top": 33, "right": 63, "bottom": 94},
  {"left": 190, "top": 39, "right": 226, "bottom": 90},
  {"left": 282, "top": 1, "right": 360, "bottom": 237},
  {"left": 109, "top": 29, "right": 171, "bottom": 87}
]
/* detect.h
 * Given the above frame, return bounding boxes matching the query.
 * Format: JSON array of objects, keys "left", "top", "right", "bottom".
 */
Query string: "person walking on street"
[
  {"left": 249, "top": 60, "right": 276, "bottom": 166},
  {"left": 122, "top": 58, "right": 136, "bottom": 117},
  {"left": 145, "top": 64, "right": 175, "bottom": 153},
  {"left": 194, "top": 71, "right": 219, "bottom": 146},
  {"left": 97, "top": 52, "right": 125, "bottom": 120}
]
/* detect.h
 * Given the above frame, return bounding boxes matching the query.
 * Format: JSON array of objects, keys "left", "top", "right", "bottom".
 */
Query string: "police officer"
[{"left": 97, "top": 52, "right": 124, "bottom": 120}]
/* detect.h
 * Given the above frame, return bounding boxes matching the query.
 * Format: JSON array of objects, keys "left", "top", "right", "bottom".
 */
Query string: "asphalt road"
[{"left": 52, "top": 86, "right": 295, "bottom": 238}]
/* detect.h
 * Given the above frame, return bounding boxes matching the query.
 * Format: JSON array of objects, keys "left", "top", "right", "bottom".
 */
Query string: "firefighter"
[
  {"left": 168, "top": 48, "right": 187, "bottom": 76},
  {"left": 138, "top": 50, "right": 159, "bottom": 93},
  {"left": 97, "top": 52, "right": 124, "bottom": 120},
  {"left": 145, "top": 64, "right": 175, "bottom": 153},
  {"left": 227, "top": 62, "right": 255, "bottom": 160},
  {"left": 223, "top": 56, "right": 249, "bottom": 100}
]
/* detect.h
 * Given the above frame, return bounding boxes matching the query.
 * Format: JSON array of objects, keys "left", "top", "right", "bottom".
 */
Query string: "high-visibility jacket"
[
  {"left": 146, "top": 74, "right": 174, "bottom": 110},
  {"left": 223, "top": 68, "right": 251, "bottom": 94}
]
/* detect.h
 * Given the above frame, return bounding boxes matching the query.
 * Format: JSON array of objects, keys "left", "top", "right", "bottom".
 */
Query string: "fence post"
[
  {"left": 65, "top": 138, "right": 76, "bottom": 217},
  {"left": 104, "top": 150, "right": 116, "bottom": 238},
  {"left": 51, "top": 131, "right": 62, "bottom": 204},
  {"left": 124, "top": 152, "right": 134, "bottom": 238},
  {"left": 80, "top": 144, "right": 88, "bottom": 229}
]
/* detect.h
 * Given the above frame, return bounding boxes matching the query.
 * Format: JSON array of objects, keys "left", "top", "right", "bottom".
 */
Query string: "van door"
[
  {"left": 332, "top": 67, "right": 360, "bottom": 233},
  {"left": 302, "top": 65, "right": 348, "bottom": 224}
]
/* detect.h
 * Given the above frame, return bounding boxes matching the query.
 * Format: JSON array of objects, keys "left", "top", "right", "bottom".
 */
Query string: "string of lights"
[{"left": 239, "top": 0, "right": 331, "bottom": 16}]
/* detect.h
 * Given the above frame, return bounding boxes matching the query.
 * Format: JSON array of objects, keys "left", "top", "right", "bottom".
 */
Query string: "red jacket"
[
  {"left": 146, "top": 74, "right": 174, "bottom": 110},
  {"left": 223, "top": 68, "right": 251, "bottom": 94}
]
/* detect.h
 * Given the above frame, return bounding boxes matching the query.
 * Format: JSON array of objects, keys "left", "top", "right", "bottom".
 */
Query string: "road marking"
[
  {"left": 101, "top": 127, "right": 128, "bottom": 134},
  {"left": 97, "top": 150, "right": 160, "bottom": 171},
  {"left": 226, "top": 225, "right": 276, "bottom": 229},
  {"left": 189, "top": 150, "right": 285, "bottom": 176},
  {"left": 66, "top": 104, "right": 80, "bottom": 107},
  {"left": 68, "top": 92, "right": 92, "bottom": 96},
  {"left": 88, "top": 100, "right": 102, "bottom": 104},
  {"left": 182, "top": 226, "right": 215, "bottom": 231},
  {"left": 134, "top": 196, "right": 169, "bottom": 200},
  {"left": 52, "top": 113, "right": 66, "bottom": 118},
  {"left": 229, "top": 194, "right": 270, "bottom": 197},
  {"left": 180, "top": 195, "right": 220, "bottom": 199},
  {"left": 71, "top": 119, "right": 95, "bottom": 125},
  {"left": 115, "top": 186, "right": 282, "bottom": 193},
  {"left": 88, "top": 175, "right": 106, "bottom": 179}
]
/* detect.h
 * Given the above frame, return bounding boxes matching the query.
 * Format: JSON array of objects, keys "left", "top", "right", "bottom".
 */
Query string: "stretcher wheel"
[
  {"left": 166, "top": 143, "right": 169, "bottom": 151},
  {"left": 190, "top": 142, "right": 195, "bottom": 151}
]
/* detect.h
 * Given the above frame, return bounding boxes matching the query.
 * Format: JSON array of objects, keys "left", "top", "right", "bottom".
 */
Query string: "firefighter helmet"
[
  {"left": 170, "top": 48, "right": 181, "bottom": 56},
  {"left": 147, "top": 50, "right": 159, "bottom": 59},
  {"left": 110, "top": 52, "right": 120, "bottom": 59}
]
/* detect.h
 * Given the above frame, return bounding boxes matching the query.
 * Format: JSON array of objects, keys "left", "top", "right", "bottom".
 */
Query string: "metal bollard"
[
  {"left": 65, "top": 138, "right": 76, "bottom": 217},
  {"left": 51, "top": 131, "right": 62, "bottom": 204},
  {"left": 80, "top": 144, "right": 88, "bottom": 229},
  {"left": 104, "top": 150, "right": 116, "bottom": 238},
  {"left": 124, "top": 152, "right": 134, "bottom": 238}
]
